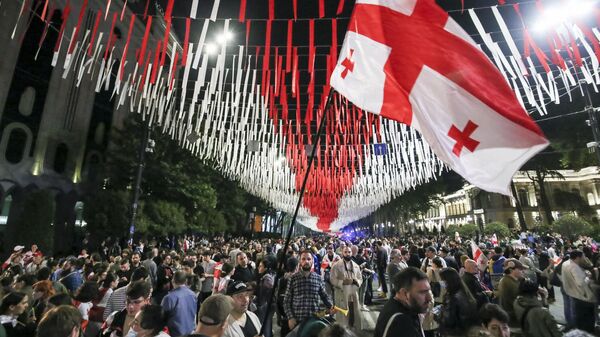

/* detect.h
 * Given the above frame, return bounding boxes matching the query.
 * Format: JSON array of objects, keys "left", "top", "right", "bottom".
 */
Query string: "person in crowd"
[
  {"left": 386, "top": 249, "right": 407, "bottom": 296},
  {"left": 318, "top": 323, "right": 358, "bottom": 337},
  {"left": 277, "top": 257, "right": 298, "bottom": 337},
  {"left": 116, "top": 259, "right": 132, "bottom": 289},
  {"left": 321, "top": 245, "right": 340, "bottom": 299},
  {"left": 353, "top": 248, "right": 373, "bottom": 311},
  {"left": 182, "top": 294, "right": 233, "bottom": 337},
  {"left": 24, "top": 252, "right": 44, "bottom": 276},
  {"left": 488, "top": 247, "right": 507, "bottom": 290},
  {"left": 254, "top": 257, "right": 276, "bottom": 337},
  {"left": 130, "top": 253, "right": 142, "bottom": 271},
  {"left": 35, "top": 305, "right": 82, "bottom": 337},
  {"left": 36, "top": 267, "right": 68, "bottom": 296},
  {"left": 155, "top": 255, "right": 174, "bottom": 305},
  {"left": 231, "top": 253, "right": 254, "bottom": 285},
  {"left": 330, "top": 246, "right": 363, "bottom": 329},
  {"left": 200, "top": 251, "right": 217, "bottom": 304},
  {"left": 0, "top": 292, "right": 36, "bottom": 337},
  {"left": 437, "top": 268, "right": 478, "bottom": 336},
  {"left": 101, "top": 280, "right": 152, "bottom": 337},
  {"left": 462, "top": 259, "right": 491, "bottom": 309},
  {"left": 130, "top": 304, "right": 170, "bottom": 337},
  {"left": 142, "top": 251, "right": 158, "bottom": 288},
  {"left": 31, "top": 280, "right": 55, "bottom": 322},
  {"left": 60, "top": 258, "right": 85, "bottom": 294},
  {"left": 561, "top": 249, "right": 597, "bottom": 333},
  {"left": 103, "top": 267, "right": 149, "bottom": 320},
  {"left": 440, "top": 248, "right": 459, "bottom": 271},
  {"left": 374, "top": 267, "right": 432, "bottom": 337},
  {"left": 161, "top": 271, "right": 198, "bottom": 337},
  {"left": 214, "top": 263, "right": 234, "bottom": 295},
  {"left": 478, "top": 304, "right": 510, "bottom": 337},
  {"left": 497, "top": 258, "right": 526, "bottom": 323},
  {"left": 72, "top": 281, "right": 98, "bottom": 332},
  {"left": 223, "top": 281, "right": 261, "bottom": 337},
  {"left": 12, "top": 274, "right": 36, "bottom": 307},
  {"left": 421, "top": 247, "right": 447, "bottom": 273},
  {"left": 375, "top": 241, "right": 389, "bottom": 298},
  {"left": 284, "top": 250, "right": 334, "bottom": 332},
  {"left": 513, "top": 278, "right": 561, "bottom": 337}
]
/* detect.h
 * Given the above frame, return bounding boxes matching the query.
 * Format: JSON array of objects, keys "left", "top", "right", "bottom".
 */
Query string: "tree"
[
  {"left": 553, "top": 190, "right": 594, "bottom": 218},
  {"left": 446, "top": 224, "right": 479, "bottom": 239},
  {"left": 483, "top": 222, "right": 511, "bottom": 238},
  {"left": 137, "top": 200, "right": 187, "bottom": 236},
  {"left": 83, "top": 190, "right": 130, "bottom": 238},
  {"left": 552, "top": 215, "right": 592, "bottom": 239}
]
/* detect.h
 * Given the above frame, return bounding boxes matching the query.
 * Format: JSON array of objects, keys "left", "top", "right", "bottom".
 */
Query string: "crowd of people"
[{"left": 0, "top": 230, "right": 598, "bottom": 337}]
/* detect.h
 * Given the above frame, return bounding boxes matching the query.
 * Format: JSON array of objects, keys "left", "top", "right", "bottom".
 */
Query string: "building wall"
[
  {"left": 416, "top": 167, "right": 600, "bottom": 231},
  {"left": 0, "top": 0, "right": 178, "bottom": 254}
]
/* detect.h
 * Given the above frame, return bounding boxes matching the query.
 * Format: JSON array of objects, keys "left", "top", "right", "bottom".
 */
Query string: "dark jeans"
[
  {"left": 561, "top": 288, "right": 575, "bottom": 329},
  {"left": 378, "top": 269, "right": 388, "bottom": 293},
  {"left": 364, "top": 275, "right": 373, "bottom": 305},
  {"left": 572, "top": 297, "right": 595, "bottom": 333}
]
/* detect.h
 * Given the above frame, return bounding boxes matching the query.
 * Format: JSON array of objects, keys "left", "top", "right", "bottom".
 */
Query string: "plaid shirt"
[{"left": 284, "top": 271, "right": 333, "bottom": 322}]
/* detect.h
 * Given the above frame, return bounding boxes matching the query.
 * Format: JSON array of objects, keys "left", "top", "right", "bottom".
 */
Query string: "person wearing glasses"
[{"left": 101, "top": 280, "right": 152, "bottom": 337}]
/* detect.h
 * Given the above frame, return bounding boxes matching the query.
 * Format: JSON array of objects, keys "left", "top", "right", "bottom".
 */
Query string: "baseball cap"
[
  {"left": 13, "top": 245, "right": 25, "bottom": 252},
  {"left": 198, "top": 294, "right": 233, "bottom": 326},
  {"left": 226, "top": 281, "right": 252, "bottom": 296},
  {"left": 504, "top": 258, "right": 528, "bottom": 271}
]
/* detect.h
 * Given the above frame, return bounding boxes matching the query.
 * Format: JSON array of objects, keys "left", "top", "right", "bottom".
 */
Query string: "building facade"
[
  {"left": 0, "top": 0, "right": 178, "bottom": 254},
  {"left": 415, "top": 166, "right": 600, "bottom": 231}
]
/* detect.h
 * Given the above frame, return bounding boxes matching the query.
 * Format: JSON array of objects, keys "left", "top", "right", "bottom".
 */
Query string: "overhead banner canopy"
[{"left": 10, "top": 0, "right": 600, "bottom": 231}]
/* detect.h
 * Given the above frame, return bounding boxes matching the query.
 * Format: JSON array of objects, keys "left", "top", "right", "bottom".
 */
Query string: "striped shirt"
[
  {"left": 103, "top": 285, "right": 127, "bottom": 320},
  {"left": 284, "top": 271, "right": 332, "bottom": 322}
]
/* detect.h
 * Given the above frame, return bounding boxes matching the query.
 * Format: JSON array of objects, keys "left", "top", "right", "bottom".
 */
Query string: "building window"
[
  {"left": 518, "top": 189, "right": 529, "bottom": 207},
  {"left": 5, "top": 128, "right": 28, "bottom": 164},
  {"left": 53, "top": 143, "right": 69, "bottom": 173},
  {"left": 587, "top": 193, "right": 596, "bottom": 206},
  {"left": 0, "top": 195, "right": 12, "bottom": 225},
  {"left": 18, "top": 86, "right": 35, "bottom": 116}
]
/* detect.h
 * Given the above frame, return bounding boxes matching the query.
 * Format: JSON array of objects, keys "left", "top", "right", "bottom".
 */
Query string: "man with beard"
[
  {"left": 231, "top": 252, "right": 255, "bottom": 284},
  {"left": 284, "top": 250, "right": 335, "bottom": 331},
  {"left": 330, "top": 247, "right": 363, "bottom": 329},
  {"left": 374, "top": 267, "right": 432, "bottom": 337}
]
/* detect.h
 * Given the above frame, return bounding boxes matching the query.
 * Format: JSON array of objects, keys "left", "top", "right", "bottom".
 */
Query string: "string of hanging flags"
[{"left": 9, "top": 0, "right": 600, "bottom": 231}]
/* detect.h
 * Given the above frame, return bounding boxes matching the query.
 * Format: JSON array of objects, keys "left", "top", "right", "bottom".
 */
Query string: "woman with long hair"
[
  {"left": 437, "top": 268, "right": 478, "bottom": 337},
  {"left": 0, "top": 292, "right": 36, "bottom": 337},
  {"left": 31, "top": 280, "right": 55, "bottom": 322}
]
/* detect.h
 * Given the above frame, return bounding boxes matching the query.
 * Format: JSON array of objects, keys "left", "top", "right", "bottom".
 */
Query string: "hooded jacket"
[{"left": 513, "top": 296, "right": 561, "bottom": 337}]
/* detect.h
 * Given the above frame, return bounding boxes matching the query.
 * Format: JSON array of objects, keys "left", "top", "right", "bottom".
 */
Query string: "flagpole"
[{"left": 259, "top": 88, "right": 335, "bottom": 335}]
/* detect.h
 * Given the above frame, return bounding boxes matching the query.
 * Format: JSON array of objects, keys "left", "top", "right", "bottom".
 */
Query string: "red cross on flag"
[{"left": 330, "top": 0, "right": 549, "bottom": 195}]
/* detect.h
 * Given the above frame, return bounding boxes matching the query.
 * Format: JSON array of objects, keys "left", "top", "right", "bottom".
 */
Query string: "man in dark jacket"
[
  {"left": 513, "top": 279, "right": 561, "bottom": 337},
  {"left": 374, "top": 267, "right": 432, "bottom": 337},
  {"left": 462, "top": 259, "right": 491, "bottom": 309},
  {"left": 231, "top": 252, "right": 255, "bottom": 284},
  {"left": 375, "top": 241, "right": 389, "bottom": 298}
]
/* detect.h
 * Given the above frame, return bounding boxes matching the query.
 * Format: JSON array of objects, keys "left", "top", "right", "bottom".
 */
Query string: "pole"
[
  {"left": 259, "top": 89, "right": 335, "bottom": 335},
  {"left": 582, "top": 80, "right": 600, "bottom": 165},
  {"left": 129, "top": 122, "right": 150, "bottom": 245}
]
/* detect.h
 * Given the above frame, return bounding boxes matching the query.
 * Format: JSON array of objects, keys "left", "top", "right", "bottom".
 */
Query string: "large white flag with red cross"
[{"left": 330, "top": 0, "right": 549, "bottom": 195}]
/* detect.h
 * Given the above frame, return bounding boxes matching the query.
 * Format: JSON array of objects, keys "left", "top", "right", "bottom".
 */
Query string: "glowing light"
[
  {"left": 534, "top": 0, "right": 596, "bottom": 32},
  {"left": 205, "top": 43, "right": 217, "bottom": 55},
  {"left": 217, "top": 31, "right": 234, "bottom": 44}
]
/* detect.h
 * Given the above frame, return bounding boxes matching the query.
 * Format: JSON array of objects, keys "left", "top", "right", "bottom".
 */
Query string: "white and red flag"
[
  {"left": 470, "top": 241, "right": 486, "bottom": 269},
  {"left": 330, "top": 0, "right": 549, "bottom": 195}
]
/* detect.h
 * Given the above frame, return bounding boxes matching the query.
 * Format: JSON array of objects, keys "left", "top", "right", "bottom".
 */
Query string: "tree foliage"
[
  {"left": 447, "top": 223, "right": 479, "bottom": 239},
  {"left": 483, "top": 222, "right": 511, "bottom": 238},
  {"left": 85, "top": 114, "right": 269, "bottom": 238},
  {"left": 552, "top": 215, "right": 592, "bottom": 239}
]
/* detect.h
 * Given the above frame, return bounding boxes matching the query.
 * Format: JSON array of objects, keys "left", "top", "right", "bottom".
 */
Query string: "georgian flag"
[{"left": 330, "top": 0, "right": 549, "bottom": 195}]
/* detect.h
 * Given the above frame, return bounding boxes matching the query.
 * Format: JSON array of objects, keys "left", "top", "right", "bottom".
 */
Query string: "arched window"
[
  {"left": 53, "top": 143, "right": 69, "bottom": 173},
  {"left": 587, "top": 193, "right": 596, "bottom": 206},
  {"left": 5, "top": 128, "right": 28, "bottom": 164},
  {"left": 18, "top": 86, "right": 35, "bottom": 116}
]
